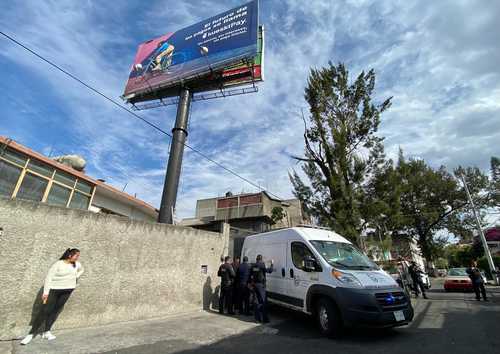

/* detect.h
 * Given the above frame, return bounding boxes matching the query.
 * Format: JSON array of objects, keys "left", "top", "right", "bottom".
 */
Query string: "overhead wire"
[
  {"left": 0, "top": 30, "right": 287, "bottom": 201},
  {"left": 2, "top": 31, "right": 497, "bottom": 219}
]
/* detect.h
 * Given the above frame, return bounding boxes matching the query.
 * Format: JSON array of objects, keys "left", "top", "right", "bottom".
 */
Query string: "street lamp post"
[{"left": 461, "top": 173, "right": 498, "bottom": 285}]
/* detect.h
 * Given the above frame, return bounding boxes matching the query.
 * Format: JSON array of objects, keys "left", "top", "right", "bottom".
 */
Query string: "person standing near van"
[
  {"left": 408, "top": 262, "right": 428, "bottom": 299},
  {"left": 20, "top": 248, "right": 84, "bottom": 345},
  {"left": 232, "top": 256, "right": 241, "bottom": 312},
  {"left": 237, "top": 256, "right": 251, "bottom": 315},
  {"left": 466, "top": 261, "right": 488, "bottom": 301},
  {"left": 218, "top": 256, "right": 236, "bottom": 315},
  {"left": 250, "top": 255, "right": 273, "bottom": 323}
]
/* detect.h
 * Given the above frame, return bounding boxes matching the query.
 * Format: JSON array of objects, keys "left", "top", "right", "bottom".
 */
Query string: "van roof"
[
  {"left": 295, "top": 227, "right": 351, "bottom": 243},
  {"left": 245, "top": 227, "right": 352, "bottom": 244}
]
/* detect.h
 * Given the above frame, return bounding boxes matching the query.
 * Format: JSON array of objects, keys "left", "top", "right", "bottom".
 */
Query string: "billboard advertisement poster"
[
  {"left": 220, "top": 25, "right": 264, "bottom": 88},
  {"left": 123, "top": 0, "right": 259, "bottom": 101}
]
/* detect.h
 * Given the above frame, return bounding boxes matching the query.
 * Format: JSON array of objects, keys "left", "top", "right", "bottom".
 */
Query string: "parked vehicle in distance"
[
  {"left": 444, "top": 268, "right": 473, "bottom": 292},
  {"left": 241, "top": 226, "right": 414, "bottom": 338},
  {"left": 436, "top": 268, "right": 448, "bottom": 277}
]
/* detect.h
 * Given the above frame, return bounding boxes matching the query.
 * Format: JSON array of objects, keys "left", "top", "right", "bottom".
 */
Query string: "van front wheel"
[{"left": 316, "top": 298, "right": 342, "bottom": 338}]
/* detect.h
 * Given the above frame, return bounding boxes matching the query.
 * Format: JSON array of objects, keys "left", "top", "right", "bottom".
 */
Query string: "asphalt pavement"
[{"left": 4, "top": 278, "right": 499, "bottom": 354}]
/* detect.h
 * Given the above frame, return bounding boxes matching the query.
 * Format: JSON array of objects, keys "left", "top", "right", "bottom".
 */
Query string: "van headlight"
[{"left": 332, "top": 270, "right": 363, "bottom": 288}]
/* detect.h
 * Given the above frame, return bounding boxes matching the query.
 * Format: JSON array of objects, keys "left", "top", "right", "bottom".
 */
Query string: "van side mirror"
[{"left": 304, "top": 257, "right": 320, "bottom": 272}]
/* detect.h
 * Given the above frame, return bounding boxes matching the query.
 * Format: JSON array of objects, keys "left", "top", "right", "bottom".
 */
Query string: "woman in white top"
[{"left": 20, "top": 248, "right": 84, "bottom": 345}]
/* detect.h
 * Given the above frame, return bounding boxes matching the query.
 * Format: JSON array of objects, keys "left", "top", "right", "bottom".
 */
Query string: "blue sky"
[{"left": 1, "top": 0, "right": 499, "bottom": 218}]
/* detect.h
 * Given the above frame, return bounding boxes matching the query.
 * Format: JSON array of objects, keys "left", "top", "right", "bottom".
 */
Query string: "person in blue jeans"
[
  {"left": 466, "top": 261, "right": 488, "bottom": 301},
  {"left": 250, "top": 255, "right": 273, "bottom": 323}
]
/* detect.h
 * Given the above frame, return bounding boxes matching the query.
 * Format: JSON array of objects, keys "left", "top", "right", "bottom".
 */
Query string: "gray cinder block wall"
[{"left": 0, "top": 198, "right": 228, "bottom": 340}]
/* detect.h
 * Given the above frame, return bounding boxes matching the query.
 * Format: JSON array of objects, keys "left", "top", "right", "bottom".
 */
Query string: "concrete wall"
[{"left": 0, "top": 198, "right": 228, "bottom": 340}]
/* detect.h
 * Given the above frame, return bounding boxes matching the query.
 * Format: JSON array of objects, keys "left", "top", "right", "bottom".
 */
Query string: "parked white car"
[{"left": 241, "top": 226, "right": 414, "bottom": 337}]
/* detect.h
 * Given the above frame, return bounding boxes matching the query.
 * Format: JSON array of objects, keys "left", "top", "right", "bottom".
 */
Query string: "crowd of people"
[{"left": 217, "top": 255, "right": 273, "bottom": 323}]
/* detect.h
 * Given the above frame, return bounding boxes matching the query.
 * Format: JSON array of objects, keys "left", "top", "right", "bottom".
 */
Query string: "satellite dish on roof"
[{"left": 134, "top": 63, "right": 143, "bottom": 71}]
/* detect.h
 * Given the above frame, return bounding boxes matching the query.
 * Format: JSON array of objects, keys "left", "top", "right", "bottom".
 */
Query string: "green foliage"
[
  {"left": 445, "top": 244, "right": 474, "bottom": 268},
  {"left": 270, "top": 206, "right": 286, "bottom": 225},
  {"left": 361, "top": 159, "right": 404, "bottom": 241},
  {"left": 434, "top": 257, "right": 448, "bottom": 269},
  {"left": 477, "top": 256, "right": 500, "bottom": 278},
  {"left": 391, "top": 151, "right": 491, "bottom": 262},
  {"left": 490, "top": 156, "right": 500, "bottom": 207},
  {"left": 364, "top": 235, "right": 392, "bottom": 261},
  {"left": 290, "top": 62, "right": 391, "bottom": 244}
]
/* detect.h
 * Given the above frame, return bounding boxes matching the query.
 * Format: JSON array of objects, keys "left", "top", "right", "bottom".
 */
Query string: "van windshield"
[{"left": 310, "top": 241, "right": 379, "bottom": 271}]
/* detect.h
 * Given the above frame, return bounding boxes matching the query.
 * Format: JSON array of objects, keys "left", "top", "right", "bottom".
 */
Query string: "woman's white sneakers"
[
  {"left": 42, "top": 331, "right": 56, "bottom": 340},
  {"left": 20, "top": 334, "right": 33, "bottom": 345},
  {"left": 20, "top": 331, "right": 56, "bottom": 345}
]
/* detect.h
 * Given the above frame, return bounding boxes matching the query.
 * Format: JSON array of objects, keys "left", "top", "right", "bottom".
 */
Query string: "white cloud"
[{"left": 1, "top": 0, "right": 499, "bottom": 220}]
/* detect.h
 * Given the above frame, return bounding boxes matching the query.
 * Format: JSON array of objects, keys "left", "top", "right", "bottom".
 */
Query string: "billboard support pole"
[{"left": 158, "top": 88, "right": 192, "bottom": 224}]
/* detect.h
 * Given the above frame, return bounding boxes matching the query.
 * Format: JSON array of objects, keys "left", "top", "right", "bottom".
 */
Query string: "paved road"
[
  {"left": 8, "top": 280, "right": 500, "bottom": 354},
  {"left": 103, "top": 281, "right": 500, "bottom": 354}
]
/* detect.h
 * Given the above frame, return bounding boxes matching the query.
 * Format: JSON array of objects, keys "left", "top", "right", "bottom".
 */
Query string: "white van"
[{"left": 241, "top": 226, "right": 414, "bottom": 337}]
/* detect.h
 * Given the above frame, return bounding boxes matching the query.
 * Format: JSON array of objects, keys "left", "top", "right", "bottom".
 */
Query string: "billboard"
[
  {"left": 219, "top": 25, "right": 264, "bottom": 88},
  {"left": 123, "top": 0, "right": 259, "bottom": 103}
]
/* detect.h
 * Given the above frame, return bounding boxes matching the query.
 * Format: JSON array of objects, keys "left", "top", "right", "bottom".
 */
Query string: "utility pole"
[
  {"left": 461, "top": 173, "right": 498, "bottom": 285},
  {"left": 158, "top": 88, "right": 192, "bottom": 224}
]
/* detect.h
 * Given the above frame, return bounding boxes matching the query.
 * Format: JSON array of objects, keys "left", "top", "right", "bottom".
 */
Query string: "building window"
[
  {"left": 75, "top": 180, "right": 92, "bottom": 194},
  {"left": 46, "top": 183, "right": 72, "bottom": 207},
  {"left": 16, "top": 172, "right": 49, "bottom": 202},
  {"left": 0, "top": 160, "right": 22, "bottom": 197},
  {"left": 0, "top": 145, "right": 94, "bottom": 210},
  {"left": 1, "top": 147, "right": 27, "bottom": 166},
  {"left": 54, "top": 170, "right": 76, "bottom": 187},
  {"left": 69, "top": 191, "right": 90, "bottom": 210},
  {"left": 27, "top": 159, "right": 54, "bottom": 178}
]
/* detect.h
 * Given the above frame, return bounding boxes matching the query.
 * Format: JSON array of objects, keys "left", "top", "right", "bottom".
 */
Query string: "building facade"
[
  {"left": 485, "top": 227, "right": 500, "bottom": 256},
  {"left": 0, "top": 136, "right": 157, "bottom": 222},
  {"left": 181, "top": 191, "right": 309, "bottom": 257}
]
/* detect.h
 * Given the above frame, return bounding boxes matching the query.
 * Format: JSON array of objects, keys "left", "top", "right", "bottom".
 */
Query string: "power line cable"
[
  {"left": 3, "top": 31, "right": 494, "bottom": 218},
  {"left": 0, "top": 31, "right": 286, "bottom": 200}
]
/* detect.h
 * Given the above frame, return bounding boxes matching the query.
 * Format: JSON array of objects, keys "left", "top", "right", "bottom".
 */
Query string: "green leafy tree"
[
  {"left": 394, "top": 150, "right": 494, "bottom": 263},
  {"left": 364, "top": 234, "right": 393, "bottom": 261},
  {"left": 270, "top": 206, "right": 286, "bottom": 226},
  {"left": 445, "top": 244, "right": 474, "bottom": 268},
  {"left": 395, "top": 152, "right": 465, "bottom": 263},
  {"left": 360, "top": 158, "right": 404, "bottom": 241},
  {"left": 290, "top": 62, "right": 391, "bottom": 244}
]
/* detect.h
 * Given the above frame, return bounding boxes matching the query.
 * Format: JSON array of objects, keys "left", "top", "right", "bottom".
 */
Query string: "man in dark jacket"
[
  {"left": 237, "top": 256, "right": 251, "bottom": 315},
  {"left": 232, "top": 257, "right": 241, "bottom": 312},
  {"left": 408, "top": 262, "right": 428, "bottom": 299},
  {"left": 466, "top": 261, "right": 488, "bottom": 301},
  {"left": 218, "top": 256, "right": 236, "bottom": 314},
  {"left": 250, "top": 255, "right": 273, "bottom": 323}
]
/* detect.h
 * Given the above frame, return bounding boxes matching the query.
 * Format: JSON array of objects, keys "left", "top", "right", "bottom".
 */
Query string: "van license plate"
[{"left": 393, "top": 311, "right": 405, "bottom": 322}]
